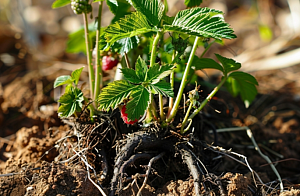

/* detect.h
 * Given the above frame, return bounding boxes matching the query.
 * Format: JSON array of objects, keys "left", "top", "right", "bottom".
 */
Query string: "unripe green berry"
[{"left": 71, "top": 0, "right": 92, "bottom": 14}]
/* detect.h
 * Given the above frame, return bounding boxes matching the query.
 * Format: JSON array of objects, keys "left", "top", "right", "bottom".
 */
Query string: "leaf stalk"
[
  {"left": 94, "top": 1, "right": 103, "bottom": 105},
  {"left": 166, "top": 36, "right": 200, "bottom": 122},
  {"left": 181, "top": 75, "right": 228, "bottom": 134},
  {"left": 83, "top": 12, "right": 95, "bottom": 99}
]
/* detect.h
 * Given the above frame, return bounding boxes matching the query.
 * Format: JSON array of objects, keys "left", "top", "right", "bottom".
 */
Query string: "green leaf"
[
  {"left": 98, "top": 80, "right": 138, "bottom": 110},
  {"left": 215, "top": 54, "right": 241, "bottom": 75},
  {"left": 150, "top": 80, "right": 174, "bottom": 97},
  {"left": 121, "top": 68, "right": 142, "bottom": 83},
  {"left": 163, "top": 7, "right": 236, "bottom": 40},
  {"left": 193, "top": 56, "right": 223, "bottom": 72},
  {"left": 226, "top": 71, "right": 258, "bottom": 108},
  {"left": 66, "top": 26, "right": 97, "bottom": 54},
  {"left": 135, "top": 56, "right": 148, "bottom": 81},
  {"left": 93, "top": 0, "right": 104, "bottom": 2},
  {"left": 162, "top": 15, "right": 174, "bottom": 25},
  {"left": 110, "top": 1, "right": 132, "bottom": 23},
  {"left": 184, "top": 0, "right": 202, "bottom": 8},
  {"left": 54, "top": 75, "right": 73, "bottom": 88},
  {"left": 127, "top": 0, "right": 164, "bottom": 26},
  {"left": 71, "top": 67, "right": 84, "bottom": 85},
  {"left": 57, "top": 88, "right": 84, "bottom": 117},
  {"left": 126, "top": 86, "right": 150, "bottom": 120},
  {"left": 146, "top": 63, "right": 174, "bottom": 84},
  {"left": 52, "top": 0, "right": 71, "bottom": 8},
  {"left": 106, "top": 0, "right": 118, "bottom": 14},
  {"left": 104, "top": 12, "right": 156, "bottom": 47},
  {"left": 112, "top": 36, "right": 139, "bottom": 55}
]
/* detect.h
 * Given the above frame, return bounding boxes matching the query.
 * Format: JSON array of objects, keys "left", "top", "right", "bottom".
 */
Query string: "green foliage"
[
  {"left": 54, "top": 67, "right": 85, "bottom": 118},
  {"left": 53, "top": 0, "right": 258, "bottom": 123},
  {"left": 146, "top": 63, "right": 174, "bottom": 83},
  {"left": 112, "top": 36, "right": 139, "bottom": 55},
  {"left": 106, "top": 0, "right": 118, "bottom": 14},
  {"left": 127, "top": 0, "right": 165, "bottom": 26},
  {"left": 98, "top": 56, "right": 174, "bottom": 120},
  {"left": 52, "top": 0, "right": 71, "bottom": 8},
  {"left": 58, "top": 88, "right": 84, "bottom": 117},
  {"left": 54, "top": 75, "right": 73, "bottom": 88},
  {"left": 98, "top": 80, "right": 138, "bottom": 110},
  {"left": 163, "top": 7, "right": 236, "bottom": 40},
  {"left": 103, "top": 12, "right": 156, "bottom": 48},
  {"left": 215, "top": 54, "right": 241, "bottom": 75},
  {"left": 226, "top": 71, "right": 258, "bottom": 108},
  {"left": 66, "top": 26, "right": 97, "bottom": 54},
  {"left": 106, "top": 0, "right": 132, "bottom": 23},
  {"left": 54, "top": 67, "right": 84, "bottom": 89},
  {"left": 125, "top": 86, "right": 150, "bottom": 120},
  {"left": 194, "top": 54, "right": 258, "bottom": 107},
  {"left": 150, "top": 80, "right": 173, "bottom": 97},
  {"left": 184, "top": 0, "right": 202, "bottom": 7},
  {"left": 193, "top": 56, "right": 223, "bottom": 72}
]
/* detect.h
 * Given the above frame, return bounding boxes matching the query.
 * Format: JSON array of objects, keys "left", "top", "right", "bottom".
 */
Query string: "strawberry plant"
[{"left": 51, "top": 0, "right": 261, "bottom": 195}]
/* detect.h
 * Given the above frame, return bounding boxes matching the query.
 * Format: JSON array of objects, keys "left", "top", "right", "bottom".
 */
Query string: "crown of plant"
[{"left": 71, "top": 0, "right": 92, "bottom": 14}]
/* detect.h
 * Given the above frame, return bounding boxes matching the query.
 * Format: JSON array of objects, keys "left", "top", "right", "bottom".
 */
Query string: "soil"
[{"left": 1, "top": 1, "right": 300, "bottom": 195}]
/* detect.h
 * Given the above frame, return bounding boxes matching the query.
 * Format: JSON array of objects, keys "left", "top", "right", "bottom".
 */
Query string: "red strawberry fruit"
[
  {"left": 120, "top": 105, "right": 138, "bottom": 125},
  {"left": 102, "top": 55, "right": 119, "bottom": 71}
]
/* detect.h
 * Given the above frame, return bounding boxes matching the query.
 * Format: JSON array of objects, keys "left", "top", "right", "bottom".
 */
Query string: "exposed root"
[
  {"left": 110, "top": 131, "right": 176, "bottom": 195},
  {"left": 177, "top": 143, "right": 202, "bottom": 196},
  {"left": 137, "top": 152, "right": 165, "bottom": 196}
]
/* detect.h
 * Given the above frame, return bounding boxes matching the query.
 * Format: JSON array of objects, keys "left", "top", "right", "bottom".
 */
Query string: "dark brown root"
[
  {"left": 177, "top": 143, "right": 202, "bottom": 196},
  {"left": 110, "top": 131, "right": 176, "bottom": 195}
]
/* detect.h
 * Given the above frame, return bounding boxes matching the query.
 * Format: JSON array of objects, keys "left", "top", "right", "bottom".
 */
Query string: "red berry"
[
  {"left": 120, "top": 105, "right": 138, "bottom": 125},
  {"left": 102, "top": 56, "right": 119, "bottom": 71}
]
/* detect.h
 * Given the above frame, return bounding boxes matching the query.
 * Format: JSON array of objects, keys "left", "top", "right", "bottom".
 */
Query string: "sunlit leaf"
[
  {"left": 150, "top": 80, "right": 174, "bottom": 97},
  {"left": 52, "top": 0, "right": 71, "bottom": 8},
  {"left": 98, "top": 80, "right": 138, "bottom": 110},
  {"left": 71, "top": 67, "right": 84, "bottom": 85},
  {"left": 104, "top": 12, "right": 156, "bottom": 47},
  {"left": 135, "top": 56, "right": 148, "bottom": 81},
  {"left": 54, "top": 75, "right": 73, "bottom": 88},
  {"left": 126, "top": 85, "right": 150, "bottom": 120},
  {"left": 57, "top": 88, "right": 84, "bottom": 117},
  {"left": 146, "top": 63, "right": 174, "bottom": 84},
  {"left": 127, "top": 0, "right": 164, "bottom": 26},
  {"left": 112, "top": 36, "right": 139, "bottom": 55},
  {"left": 163, "top": 7, "right": 236, "bottom": 40}
]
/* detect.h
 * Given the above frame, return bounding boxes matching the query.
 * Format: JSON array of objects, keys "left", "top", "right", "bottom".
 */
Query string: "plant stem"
[
  {"left": 124, "top": 52, "right": 130, "bottom": 68},
  {"left": 166, "top": 36, "right": 200, "bottom": 122},
  {"left": 94, "top": 1, "right": 103, "bottom": 106},
  {"left": 200, "top": 40, "right": 215, "bottom": 58},
  {"left": 83, "top": 12, "right": 95, "bottom": 99},
  {"left": 168, "top": 51, "right": 176, "bottom": 116},
  {"left": 149, "top": 31, "right": 162, "bottom": 67},
  {"left": 180, "top": 102, "right": 193, "bottom": 134},
  {"left": 149, "top": 31, "right": 163, "bottom": 120},
  {"left": 181, "top": 75, "right": 227, "bottom": 134}
]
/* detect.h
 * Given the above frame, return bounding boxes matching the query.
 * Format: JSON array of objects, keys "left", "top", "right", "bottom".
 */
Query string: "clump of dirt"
[
  {"left": 157, "top": 179, "right": 195, "bottom": 196},
  {"left": 222, "top": 173, "right": 252, "bottom": 196},
  {"left": 0, "top": 159, "right": 104, "bottom": 196}
]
